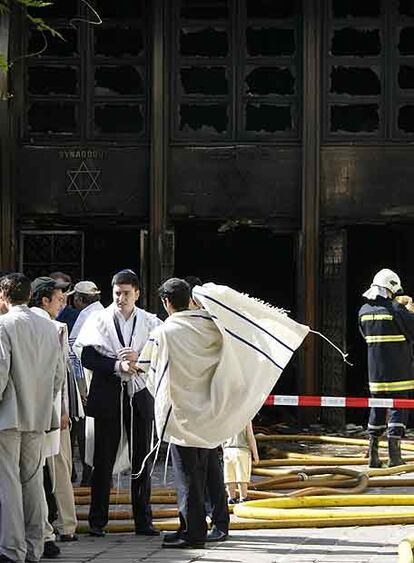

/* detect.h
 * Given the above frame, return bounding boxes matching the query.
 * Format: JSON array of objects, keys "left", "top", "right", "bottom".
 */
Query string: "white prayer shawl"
[
  {"left": 69, "top": 301, "right": 104, "bottom": 340},
  {"left": 69, "top": 301, "right": 105, "bottom": 397},
  {"left": 137, "top": 283, "right": 310, "bottom": 448},
  {"left": 74, "top": 303, "right": 162, "bottom": 471}
]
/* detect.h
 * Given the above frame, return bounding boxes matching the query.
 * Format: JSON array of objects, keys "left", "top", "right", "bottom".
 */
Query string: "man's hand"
[
  {"left": 118, "top": 347, "right": 138, "bottom": 362},
  {"left": 61, "top": 413, "right": 70, "bottom": 430},
  {"left": 119, "top": 360, "right": 137, "bottom": 375},
  {"left": 395, "top": 295, "right": 414, "bottom": 312},
  {"left": 252, "top": 453, "right": 260, "bottom": 465}
]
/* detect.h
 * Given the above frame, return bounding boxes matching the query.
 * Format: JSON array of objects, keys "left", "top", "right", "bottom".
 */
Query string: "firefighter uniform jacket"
[{"left": 358, "top": 296, "right": 414, "bottom": 393}]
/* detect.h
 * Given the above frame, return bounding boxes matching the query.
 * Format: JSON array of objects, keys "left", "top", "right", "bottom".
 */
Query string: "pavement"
[
  {"left": 66, "top": 440, "right": 414, "bottom": 562},
  {"left": 51, "top": 524, "right": 413, "bottom": 563}
]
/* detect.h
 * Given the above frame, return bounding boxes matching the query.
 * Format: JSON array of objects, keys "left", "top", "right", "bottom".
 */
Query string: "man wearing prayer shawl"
[
  {"left": 137, "top": 277, "right": 310, "bottom": 548},
  {"left": 73, "top": 269, "right": 162, "bottom": 538}
]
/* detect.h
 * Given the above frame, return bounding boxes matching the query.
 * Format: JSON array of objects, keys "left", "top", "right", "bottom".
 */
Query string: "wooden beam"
[
  {"left": 149, "top": 0, "right": 168, "bottom": 311},
  {"left": 301, "top": 0, "right": 322, "bottom": 399}
]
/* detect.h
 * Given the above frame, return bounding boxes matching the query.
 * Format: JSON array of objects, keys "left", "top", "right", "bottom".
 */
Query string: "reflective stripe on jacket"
[{"left": 359, "top": 296, "right": 414, "bottom": 391}]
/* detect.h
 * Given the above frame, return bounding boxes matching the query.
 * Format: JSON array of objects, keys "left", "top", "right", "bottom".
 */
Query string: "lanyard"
[{"left": 113, "top": 313, "right": 137, "bottom": 348}]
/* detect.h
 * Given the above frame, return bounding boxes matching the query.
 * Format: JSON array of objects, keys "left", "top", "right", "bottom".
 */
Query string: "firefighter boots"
[
  {"left": 368, "top": 436, "right": 384, "bottom": 468},
  {"left": 388, "top": 437, "right": 405, "bottom": 467}
]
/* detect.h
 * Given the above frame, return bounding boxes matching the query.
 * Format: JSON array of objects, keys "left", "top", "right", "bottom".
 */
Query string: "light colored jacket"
[{"left": 0, "top": 304, "right": 65, "bottom": 432}]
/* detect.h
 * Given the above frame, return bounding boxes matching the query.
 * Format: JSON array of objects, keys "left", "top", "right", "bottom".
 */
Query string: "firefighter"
[{"left": 359, "top": 268, "right": 414, "bottom": 468}]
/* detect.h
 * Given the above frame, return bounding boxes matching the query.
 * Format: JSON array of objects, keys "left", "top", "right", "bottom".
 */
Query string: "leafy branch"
[{"left": 0, "top": 0, "right": 61, "bottom": 72}]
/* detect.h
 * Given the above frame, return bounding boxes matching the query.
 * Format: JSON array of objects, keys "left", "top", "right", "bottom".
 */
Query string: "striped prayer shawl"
[{"left": 137, "top": 283, "right": 310, "bottom": 448}]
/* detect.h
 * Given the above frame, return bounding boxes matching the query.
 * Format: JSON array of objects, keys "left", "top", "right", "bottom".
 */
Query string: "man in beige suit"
[{"left": 0, "top": 273, "right": 65, "bottom": 563}]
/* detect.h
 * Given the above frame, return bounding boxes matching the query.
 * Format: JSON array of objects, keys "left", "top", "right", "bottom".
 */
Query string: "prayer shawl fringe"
[{"left": 138, "top": 283, "right": 310, "bottom": 448}]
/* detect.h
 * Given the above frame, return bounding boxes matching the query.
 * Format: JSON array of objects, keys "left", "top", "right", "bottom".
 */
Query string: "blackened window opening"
[
  {"left": 180, "top": 67, "right": 229, "bottom": 95},
  {"left": 246, "top": 27, "right": 295, "bottom": 56},
  {"left": 399, "top": 28, "right": 414, "bottom": 55},
  {"left": 246, "top": 0, "right": 298, "bottom": 19},
  {"left": 330, "top": 104, "right": 379, "bottom": 132},
  {"left": 332, "top": 0, "right": 380, "bottom": 18},
  {"left": 94, "top": 66, "right": 144, "bottom": 96},
  {"left": 180, "top": 28, "right": 229, "bottom": 57},
  {"left": 245, "top": 67, "right": 295, "bottom": 96},
  {"left": 179, "top": 104, "right": 228, "bottom": 134},
  {"left": 246, "top": 104, "right": 292, "bottom": 132},
  {"left": 180, "top": 0, "right": 229, "bottom": 19},
  {"left": 28, "top": 66, "right": 79, "bottom": 95},
  {"left": 330, "top": 67, "right": 380, "bottom": 95},
  {"left": 331, "top": 28, "right": 381, "bottom": 56},
  {"left": 399, "top": 65, "right": 414, "bottom": 89},
  {"left": 398, "top": 105, "right": 414, "bottom": 132}
]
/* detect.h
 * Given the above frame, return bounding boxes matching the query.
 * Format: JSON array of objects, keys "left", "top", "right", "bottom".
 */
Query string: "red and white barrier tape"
[{"left": 264, "top": 395, "right": 414, "bottom": 409}]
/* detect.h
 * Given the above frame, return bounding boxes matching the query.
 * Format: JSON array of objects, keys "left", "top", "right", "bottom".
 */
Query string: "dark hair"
[
  {"left": 111, "top": 269, "right": 140, "bottom": 289},
  {"left": 29, "top": 285, "right": 56, "bottom": 308},
  {"left": 158, "top": 278, "right": 190, "bottom": 312},
  {"left": 184, "top": 276, "right": 202, "bottom": 290},
  {"left": 74, "top": 292, "right": 101, "bottom": 307},
  {"left": 49, "top": 271, "right": 72, "bottom": 284},
  {"left": 0, "top": 273, "right": 31, "bottom": 304}
]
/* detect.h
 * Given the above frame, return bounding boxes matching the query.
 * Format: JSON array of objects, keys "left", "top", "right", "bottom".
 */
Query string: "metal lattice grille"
[{"left": 19, "top": 231, "right": 84, "bottom": 281}]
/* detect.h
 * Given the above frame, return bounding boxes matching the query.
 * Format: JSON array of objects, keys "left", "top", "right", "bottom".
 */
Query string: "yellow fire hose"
[
  {"left": 255, "top": 433, "right": 414, "bottom": 451},
  {"left": 73, "top": 434, "right": 414, "bottom": 534},
  {"left": 233, "top": 494, "right": 414, "bottom": 527},
  {"left": 399, "top": 536, "right": 414, "bottom": 563}
]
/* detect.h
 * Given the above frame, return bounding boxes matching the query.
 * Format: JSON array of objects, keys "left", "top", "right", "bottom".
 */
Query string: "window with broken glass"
[
  {"left": 326, "top": 0, "right": 414, "bottom": 139},
  {"left": 172, "top": 0, "right": 301, "bottom": 140},
  {"left": 23, "top": 0, "right": 148, "bottom": 141}
]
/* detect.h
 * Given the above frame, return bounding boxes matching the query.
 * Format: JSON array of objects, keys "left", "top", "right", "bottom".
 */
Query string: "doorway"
[
  {"left": 83, "top": 225, "right": 142, "bottom": 306},
  {"left": 346, "top": 224, "right": 414, "bottom": 424},
  {"left": 174, "top": 221, "right": 299, "bottom": 399}
]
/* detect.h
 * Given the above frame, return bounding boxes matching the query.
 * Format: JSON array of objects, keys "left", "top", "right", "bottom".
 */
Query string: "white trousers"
[
  {"left": 46, "top": 427, "right": 77, "bottom": 536},
  {"left": 0, "top": 429, "right": 45, "bottom": 563}
]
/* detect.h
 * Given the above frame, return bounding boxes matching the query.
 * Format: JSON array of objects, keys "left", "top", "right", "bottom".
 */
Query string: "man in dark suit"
[{"left": 75, "top": 270, "right": 161, "bottom": 537}]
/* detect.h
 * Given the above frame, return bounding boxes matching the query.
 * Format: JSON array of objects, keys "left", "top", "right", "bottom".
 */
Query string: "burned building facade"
[{"left": 1, "top": 0, "right": 414, "bottom": 424}]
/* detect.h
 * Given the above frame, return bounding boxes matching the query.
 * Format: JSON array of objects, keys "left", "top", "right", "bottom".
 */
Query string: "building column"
[
  {"left": 0, "top": 13, "right": 15, "bottom": 272},
  {"left": 300, "top": 0, "right": 322, "bottom": 406},
  {"left": 149, "top": 0, "right": 168, "bottom": 311},
  {"left": 320, "top": 229, "right": 347, "bottom": 429}
]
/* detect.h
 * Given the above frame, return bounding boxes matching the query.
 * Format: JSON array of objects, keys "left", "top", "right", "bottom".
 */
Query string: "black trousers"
[
  {"left": 43, "top": 464, "right": 58, "bottom": 525},
  {"left": 88, "top": 391, "right": 153, "bottom": 530},
  {"left": 368, "top": 391, "right": 410, "bottom": 438},
  {"left": 70, "top": 418, "right": 92, "bottom": 484},
  {"left": 171, "top": 444, "right": 209, "bottom": 544},
  {"left": 205, "top": 448, "right": 229, "bottom": 534}
]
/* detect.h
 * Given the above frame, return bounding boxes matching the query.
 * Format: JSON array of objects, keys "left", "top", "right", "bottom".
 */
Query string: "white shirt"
[{"left": 114, "top": 307, "right": 137, "bottom": 349}]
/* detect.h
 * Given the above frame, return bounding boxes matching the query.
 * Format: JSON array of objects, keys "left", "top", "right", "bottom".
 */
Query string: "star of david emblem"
[{"left": 66, "top": 161, "right": 101, "bottom": 201}]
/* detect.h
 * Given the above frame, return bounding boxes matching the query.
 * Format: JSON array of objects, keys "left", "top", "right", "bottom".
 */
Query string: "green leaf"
[
  {"left": 0, "top": 53, "right": 8, "bottom": 72},
  {"left": 26, "top": 14, "right": 63, "bottom": 38},
  {"left": 17, "top": 0, "right": 52, "bottom": 7},
  {"left": 0, "top": 0, "right": 10, "bottom": 15}
]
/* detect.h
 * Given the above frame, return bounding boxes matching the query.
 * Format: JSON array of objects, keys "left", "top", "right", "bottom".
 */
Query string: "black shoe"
[
  {"left": 162, "top": 531, "right": 182, "bottom": 543},
  {"left": 89, "top": 526, "right": 106, "bottom": 537},
  {"left": 0, "top": 554, "right": 15, "bottom": 562},
  {"left": 42, "top": 541, "right": 61, "bottom": 559},
  {"left": 162, "top": 538, "right": 205, "bottom": 549},
  {"left": 206, "top": 526, "right": 228, "bottom": 542},
  {"left": 228, "top": 497, "right": 238, "bottom": 504},
  {"left": 135, "top": 526, "right": 160, "bottom": 536},
  {"left": 60, "top": 534, "right": 78, "bottom": 542}
]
